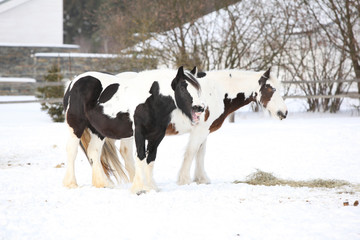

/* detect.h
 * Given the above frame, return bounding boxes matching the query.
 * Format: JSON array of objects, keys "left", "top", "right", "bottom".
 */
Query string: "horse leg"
[
  {"left": 88, "top": 133, "right": 111, "bottom": 188},
  {"left": 131, "top": 154, "right": 160, "bottom": 194},
  {"left": 131, "top": 126, "right": 147, "bottom": 194},
  {"left": 143, "top": 144, "right": 161, "bottom": 192},
  {"left": 193, "top": 139, "right": 211, "bottom": 184},
  {"left": 63, "top": 129, "right": 80, "bottom": 188},
  {"left": 144, "top": 161, "right": 157, "bottom": 191},
  {"left": 177, "top": 128, "right": 209, "bottom": 185},
  {"left": 131, "top": 127, "right": 164, "bottom": 194},
  {"left": 119, "top": 138, "right": 135, "bottom": 182}
]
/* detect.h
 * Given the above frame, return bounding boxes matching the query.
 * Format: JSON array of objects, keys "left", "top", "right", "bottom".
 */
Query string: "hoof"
[
  {"left": 177, "top": 175, "right": 192, "bottom": 185},
  {"left": 63, "top": 181, "right": 78, "bottom": 189},
  {"left": 130, "top": 183, "right": 158, "bottom": 194},
  {"left": 194, "top": 175, "right": 211, "bottom": 185},
  {"left": 92, "top": 178, "right": 112, "bottom": 188}
]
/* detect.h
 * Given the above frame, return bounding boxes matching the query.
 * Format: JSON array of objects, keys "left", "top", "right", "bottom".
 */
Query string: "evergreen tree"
[{"left": 37, "top": 65, "right": 65, "bottom": 122}]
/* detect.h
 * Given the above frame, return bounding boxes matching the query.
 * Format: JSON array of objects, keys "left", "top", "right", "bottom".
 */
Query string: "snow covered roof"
[
  {"left": 0, "top": 43, "right": 79, "bottom": 48},
  {"left": 0, "top": 77, "right": 36, "bottom": 82},
  {"left": 0, "top": 0, "right": 31, "bottom": 13},
  {"left": 33, "top": 52, "right": 119, "bottom": 58},
  {"left": 0, "top": 0, "right": 63, "bottom": 45}
]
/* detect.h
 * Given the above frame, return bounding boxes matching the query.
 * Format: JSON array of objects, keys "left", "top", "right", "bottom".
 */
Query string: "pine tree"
[{"left": 37, "top": 65, "right": 65, "bottom": 122}]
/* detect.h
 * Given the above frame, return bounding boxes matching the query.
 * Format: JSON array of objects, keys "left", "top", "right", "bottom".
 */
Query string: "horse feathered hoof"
[
  {"left": 92, "top": 174, "right": 112, "bottom": 188},
  {"left": 63, "top": 175, "right": 78, "bottom": 188},
  {"left": 63, "top": 179, "right": 78, "bottom": 188},
  {"left": 194, "top": 176, "right": 211, "bottom": 185},
  {"left": 177, "top": 175, "right": 192, "bottom": 185},
  {"left": 63, "top": 182, "right": 78, "bottom": 189},
  {"left": 130, "top": 181, "right": 159, "bottom": 194}
]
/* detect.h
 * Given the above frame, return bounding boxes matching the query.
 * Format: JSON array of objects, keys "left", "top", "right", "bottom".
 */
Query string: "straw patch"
[{"left": 234, "top": 169, "right": 352, "bottom": 189}]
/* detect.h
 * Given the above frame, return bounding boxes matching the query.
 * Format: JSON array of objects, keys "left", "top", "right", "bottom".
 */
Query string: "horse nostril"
[
  {"left": 277, "top": 111, "right": 287, "bottom": 119},
  {"left": 193, "top": 105, "right": 204, "bottom": 112}
]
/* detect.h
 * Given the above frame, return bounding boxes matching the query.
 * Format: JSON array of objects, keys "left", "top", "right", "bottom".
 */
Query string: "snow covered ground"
[{"left": 0, "top": 97, "right": 360, "bottom": 240}]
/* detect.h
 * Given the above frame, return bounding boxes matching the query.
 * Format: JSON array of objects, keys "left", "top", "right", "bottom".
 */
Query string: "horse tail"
[{"left": 80, "top": 128, "right": 130, "bottom": 184}]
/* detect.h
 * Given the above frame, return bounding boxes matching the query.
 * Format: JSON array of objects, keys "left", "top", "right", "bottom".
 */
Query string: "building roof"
[{"left": 0, "top": 0, "right": 63, "bottom": 45}]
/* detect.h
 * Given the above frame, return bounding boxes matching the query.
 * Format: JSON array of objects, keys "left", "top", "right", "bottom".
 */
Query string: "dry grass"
[
  {"left": 234, "top": 169, "right": 351, "bottom": 189},
  {"left": 54, "top": 163, "right": 64, "bottom": 168}
]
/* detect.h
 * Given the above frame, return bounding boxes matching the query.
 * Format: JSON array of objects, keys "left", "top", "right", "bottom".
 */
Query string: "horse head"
[
  {"left": 171, "top": 66, "right": 205, "bottom": 125},
  {"left": 256, "top": 67, "right": 288, "bottom": 120}
]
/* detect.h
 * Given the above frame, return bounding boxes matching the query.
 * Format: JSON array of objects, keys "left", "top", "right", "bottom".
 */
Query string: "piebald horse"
[
  {"left": 77, "top": 67, "right": 288, "bottom": 193},
  {"left": 62, "top": 67, "right": 205, "bottom": 193}
]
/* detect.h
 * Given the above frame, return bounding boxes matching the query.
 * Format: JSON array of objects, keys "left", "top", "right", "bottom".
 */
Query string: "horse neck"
[
  {"left": 208, "top": 70, "right": 260, "bottom": 109},
  {"left": 223, "top": 92, "right": 256, "bottom": 114},
  {"left": 206, "top": 70, "right": 259, "bottom": 133}
]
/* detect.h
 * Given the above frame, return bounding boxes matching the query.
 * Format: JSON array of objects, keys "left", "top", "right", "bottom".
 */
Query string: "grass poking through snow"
[{"left": 234, "top": 169, "right": 351, "bottom": 189}]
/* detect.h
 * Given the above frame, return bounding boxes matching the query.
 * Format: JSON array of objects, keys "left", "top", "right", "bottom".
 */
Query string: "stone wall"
[
  {"left": 0, "top": 44, "right": 78, "bottom": 79},
  {"left": 0, "top": 45, "right": 157, "bottom": 82},
  {"left": 0, "top": 44, "right": 157, "bottom": 95},
  {"left": 0, "top": 45, "right": 157, "bottom": 81},
  {"left": 33, "top": 53, "right": 158, "bottom": 81}
]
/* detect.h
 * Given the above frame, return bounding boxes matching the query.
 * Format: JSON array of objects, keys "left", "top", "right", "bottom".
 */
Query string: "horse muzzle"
[
  {"left": 191, "top": 104, "right": 205, "bottom": 125},
  {"left": 277, "top": 110, "right": 288, "bottom": 120}
]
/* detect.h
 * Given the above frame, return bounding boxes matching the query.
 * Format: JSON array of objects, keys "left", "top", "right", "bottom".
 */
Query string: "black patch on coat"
[
  {"left": 64, "top": 75, "right": 133, "bottom": 140},
  {"left": 259, "top": 84, "right": 275, "bottom": 107},
  {"left": 171, "top": 66, "right": 201, "bottom": 121},
  {"left": 257, "top": 68, "right": 275, "bottom": 107},
  {"left": 258, "top": 67, "right": 271, "bottom": 86},
  {"left": 197, "top": 72, "right": 206, "bottom": 78},
  {"left": 190, "top": 66, "right": 206, "bottom": 78},
  {"left": 210, "top": 92, "right": 257, "bottom": 133},
  {"left": 65, "top": 76, "right": 103, "bottom": 138},
  {"left": 87, "top": 106, "right": 133, "bottom": 139},
  {"left": 99, "top": 84, "right": 119, "bottom": 103},
  {"left": 134, "top": 81, "right": 176, "bottom": 164},
  {"left": 174, "top": 80, "right": 193, "bottom": 121},
  {"left": 172, "top": 66, "right": 201, "bottom": 92}
]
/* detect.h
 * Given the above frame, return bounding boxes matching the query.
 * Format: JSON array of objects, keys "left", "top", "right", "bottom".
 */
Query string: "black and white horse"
[
  {"left": 62, "top": 67, "right": 205, "bottom": 193},
  {"left": 77, "top": 67, "right": 288, "bottom": 193},
  {"left": 175, "top": 68, "right": 288, "bottom": 185}
]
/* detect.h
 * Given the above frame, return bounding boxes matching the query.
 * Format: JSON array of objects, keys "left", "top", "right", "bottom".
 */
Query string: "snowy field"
[{"left": 0, "top": 96, "right": 360, "bottom": 240}]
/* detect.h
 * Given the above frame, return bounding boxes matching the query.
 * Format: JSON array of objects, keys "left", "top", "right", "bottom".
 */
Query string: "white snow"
[
  {"left": 33, "top": 52, "right": 118, "bottom": 58},
  {"left": 0, "top": 0, "right": 63, "bottom": 45},
  {"left": 0, "top": 77, "right": 35, "bottom": 82},
  {"left": 0, "top": 96, "right": 359, "bottom": 240},
  {"left": 0, "top": 43, "right": 79, "bottom": 48}
]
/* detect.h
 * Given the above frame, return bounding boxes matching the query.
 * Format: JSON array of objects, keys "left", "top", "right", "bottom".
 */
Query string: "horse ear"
[
  {"left": 149, "top": 81, "right": 159, "bottom": 95},
  {"left": 264, "top": 67, "right": 271, "bottom": 79},
  {"left": 172, "top": 66, "right": 185, "bottom": 90},
  {"left": 197, "top": 72, "right": 206, "bottom": 78},
  {"left": 259, "top": 67, "right": 271, "bottom": 86},
  {"left": 190, "top": 66, "right": 197, "bottom": 75}
]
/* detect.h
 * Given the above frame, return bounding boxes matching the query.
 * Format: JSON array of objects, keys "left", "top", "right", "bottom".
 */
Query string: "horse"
[
  {"left": 62, "top": 66, "right": 205, "bottom": 193},
  {"left": 79, "top": 67, "right": 288, "bottom": 191},
  {"left": 176, "top": 67, "right": 288, "bottom": 185}
]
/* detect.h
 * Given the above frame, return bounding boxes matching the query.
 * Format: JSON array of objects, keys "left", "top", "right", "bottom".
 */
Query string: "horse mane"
[{"left": 184, "top": 71, "right": 201, "bottom": 92}]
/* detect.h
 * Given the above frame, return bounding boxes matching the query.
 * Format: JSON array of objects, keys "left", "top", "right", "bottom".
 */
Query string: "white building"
[{"left": 0, "top": 0, "right": 63, "bottom": 45}]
